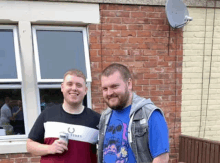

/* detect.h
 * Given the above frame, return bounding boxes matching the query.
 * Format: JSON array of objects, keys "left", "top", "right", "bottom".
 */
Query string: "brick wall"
[
  {"left": 90, "top": 4, "right": 182, "bottom": 163},
  {"left": 182, "top": 8, "right": 220, "bottom": 141},
  {"left": 0, "top": 3, "right": 183, "bottom": 163}
]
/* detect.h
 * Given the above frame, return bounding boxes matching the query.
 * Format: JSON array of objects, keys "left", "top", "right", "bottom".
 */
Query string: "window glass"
[
  {"left": 0, "top": 29, "right": 17, "bottom": 79},
  {"left": 36, "top": 30, "right": 87, "bottom": 80},
  {"left": 0, "top": 89, "right": 25, "bottom": 136}
]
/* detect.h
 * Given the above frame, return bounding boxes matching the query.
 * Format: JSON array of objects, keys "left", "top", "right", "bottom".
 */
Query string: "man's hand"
[{"left": 48, "top": 139, "right": 68, "bottom": 154}]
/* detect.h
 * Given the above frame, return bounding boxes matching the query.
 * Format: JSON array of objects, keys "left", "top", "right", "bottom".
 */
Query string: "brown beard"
[{"left": 105, "top": 88, "right": 130, "bottom": 110}]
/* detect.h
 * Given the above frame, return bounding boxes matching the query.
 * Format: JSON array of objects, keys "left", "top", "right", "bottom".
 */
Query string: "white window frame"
[
  {"left": 0, "top": 25, "right": 22, "bottom": 82},
  {"left": 32, "top": 26, "right": 92, "bottom": 113},
  {"left": 32, "top": 26, "right": 92, "bottom": 83}
]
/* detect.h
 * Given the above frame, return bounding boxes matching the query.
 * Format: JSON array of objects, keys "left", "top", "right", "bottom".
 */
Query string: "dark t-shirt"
[{"left": 28, "top": 104, "right": 100, "bottom": 163}]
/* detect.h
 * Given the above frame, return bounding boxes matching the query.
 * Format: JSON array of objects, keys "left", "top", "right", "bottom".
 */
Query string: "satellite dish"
[{"left": 165, "top": 0, "right": 193, "bottom": 28}]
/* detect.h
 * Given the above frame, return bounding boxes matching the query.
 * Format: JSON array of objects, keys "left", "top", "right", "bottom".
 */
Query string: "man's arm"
[
  {"left": 26, "top": 138, "right": 68, "bottom": 156},
  {"left": 152, "top": 153, "right": 169, "bottom": 163}
]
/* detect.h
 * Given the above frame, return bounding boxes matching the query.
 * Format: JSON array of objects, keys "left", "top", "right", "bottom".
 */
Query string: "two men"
[
  {"left": 27, "top": 64, "right": 169, "bottom": 163},
  {"left": 27, "top": 69, "right": 100, "bottom": 163}
]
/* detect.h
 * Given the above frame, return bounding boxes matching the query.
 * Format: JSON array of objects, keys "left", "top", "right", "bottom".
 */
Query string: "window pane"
[
  {"left": 39, "top": 88, "right": 87, "bottom": 112},
  {"left": 36, "top": 30, "right": 87, "bottom": 80},
  {"left": 0, "top": 29, "right": 17, "bottom": 79},
  {"left": 0, "top": 89, "right": 25, "bottom": 136}
]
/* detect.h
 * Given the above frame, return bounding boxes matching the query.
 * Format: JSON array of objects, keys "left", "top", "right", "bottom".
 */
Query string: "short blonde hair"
[{"left": 63, "top": 69, "right": 86, "bottom": 83}]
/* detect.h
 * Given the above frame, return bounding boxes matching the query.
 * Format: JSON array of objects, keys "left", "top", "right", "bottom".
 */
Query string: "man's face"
[
  {"left": 101, "top": 71, "right": 132, "bottom": 110},
  {"left": 61, "top": 74, "right": 87, "bottom": 106}
]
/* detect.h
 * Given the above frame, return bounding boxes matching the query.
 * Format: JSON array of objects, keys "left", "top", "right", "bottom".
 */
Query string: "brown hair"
[
  {"left": 63, "top": 69, "right": 86, "bottom": 83},
  {"left": 101, "top": 63, "right": 132, "bottom": 82}
]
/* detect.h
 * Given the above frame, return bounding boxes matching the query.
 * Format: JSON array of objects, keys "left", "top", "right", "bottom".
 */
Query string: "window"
[
  {"left": 0, "top": 26, "right": 27, "bottom": 138},
  {"left": 32, "top": 26, "right": 91, "bottom": 114},
  {"left": 0, "top": 0, "right": 99, "bottom": 154}
]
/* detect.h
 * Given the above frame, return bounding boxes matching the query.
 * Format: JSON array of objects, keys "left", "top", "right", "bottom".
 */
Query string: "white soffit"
[{"left": 0, "top": 1, "right": 100, "bottom": 24}]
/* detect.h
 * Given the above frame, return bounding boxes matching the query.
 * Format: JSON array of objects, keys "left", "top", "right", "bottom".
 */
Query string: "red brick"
[
  {"left": 135, "top": 79, "right": 149, "bottom": 85},
  {"left": 143, "top": 61, "right": 158, "bottom": 68},
  {"left": 128, "top": 38, "right": 144, "bottom": 44},
  {"left": 105, "top": 18, "right": 122, "bottom": 24},
  {"left": 101, "top": 24, "right": 113, "bottom": 30},
  {"left": 100, "top": 4, "right": 108, "bottom": 10},
  {"left": 150, "top": 79, "right": 164, "bottom": 85},
  {"left": 121, "top": 44, "right": 138, "bottom": 49},
  {"left": 158, "top": 61, "right": 169, "bottom": 67},
  {"left": 113, "top": 24, "right": 127, "bottom": 30},
  {"left": 122, "top": 62, "right": 144, "bottom": 68},
  {"left": 137, "top": 44, "right": 151, "bottom": 49},
  {"left": 143, "top": 50, "right": 157, "bottom": 56},
  {"left": 158, "top": 73, "right": 170, "bottom": 79},
  {"left": 90, "top": 56, "right": 101, "bottom": 62},
  {"left": 133, "top": 86, "right": 143, "bottom": 91},
  {"left": 128, "top": 24, "right": 143, "bottom": 30},
  {"left": 90, "top": 43, "right": 101, "bottom": 49},
  {"left": 144, "top": 73, "right": 158, "bottom": 79},
  {"left": 131, "top": 12, "right": 146, "bottom": 18},
  {"left": 150, "top": 19, "right": 165, "bottom": 25},
  {"left": 102, "top": 44, "right": 120, "bottom": 49},
  {"left": 89, "top": 36, "right": 99, "bottom": 43},
  {"left": 14, "top": 158, "right": 28, "bottom": 163},
  {"left": 151, "top": 44, "right": 168, "bottom": 50},
  {"left": 30, "top": 157, "right": 41, "bottom": 162},
  {"left": 105, "top": 56, "right": 121, "bottom": 62},
  {"left": 140, "top": 6, "right": 155, "bottom": 12},
  {"left": 108, "top": 4, "right": 123, "bottom": 10},
  {"left": 123, "top": 5, "right": 140, "bottom": 11},
  {"left": 135, "top": 56, "right": 149, "bottom": 61},
  {"left": 115, "top": 11, "right": 130, "bottom": 17},
  {"left": 102, "top": 50, "right": 114, "bottom": 56},
  {"left": 114, "top": 37, "right": 128, "bottom": 44},
  {"left": 150, "top": 90, "right": 163, "bottom": 96},
  {"left": 89, "top": 50, "right": 98, "bottom": 57},
  {"left": 143, "top": 85, "right": 157, "bottom": 91},
  {"left": 152, "top": 31, "right": 169, "bottom": 37},
  {"left": 155, "top": 7, "right": 165, "bottom": 12},
  {"left": 120, "top": 56, "right": 135, "bottom": 62},
  {"left": 102, "top": 31, "right": 121, "bottom": 37},
  {"left": 154, "top": 38, "right": 169, "bottom": 43},
  {"left": 88, "top": 24, "right": 98, "bottom": 30},
  {"left": 135, "top": 91, "right": 150, "bottom": 97},
  {"left": 114, "top": 50, "right": 127, "bottom": 55},
  {"left": 89, "top": 31, "right": 101, "bottom": 37},
  {"left": 136, "top": 18, "right": 150, "bottom": 24},
  {"left": 102, "top": 37, "right": 114, "bottom": 43},
  {"left": 132, "top": 73, "right": 144, "bottom": 79},
  {"left": 129, "top": 50, "right": 144, "bottom": 56},
  {"left": 148, "top": 13, "right": 161, "bottom": 18},
  {"left": 137, "top": 31, "right": 151, "bottom": 37},
  {"left": 0, "top": 160, "right": 14, "bottom": 163},
  {"left": 121, "top": 31, "right": 136, "bottom": 37},
  {"left": 164, "top": 90, "right": 175, "bottom": 95},
  {"left": 101, "top": 11, "right": 116, "bottom": 17},
  {"left": 156, "top": 50, "right": 168, "bottom": 55},
  {"left": 122, "top": 18, "right": 137, "bottom": 24}
]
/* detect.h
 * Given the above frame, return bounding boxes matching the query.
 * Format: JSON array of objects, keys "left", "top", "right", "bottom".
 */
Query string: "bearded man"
[{"left": 98, "top": 63, "right": 169, "bottom": 163}]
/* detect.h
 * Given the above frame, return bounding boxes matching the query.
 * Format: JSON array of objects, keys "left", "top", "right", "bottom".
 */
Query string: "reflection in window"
[
  {"left": 0, "top": 89, "right": 25, "bottom": 136},
  {"left": 39, "top": 88, "right": 87, "bottom": 112}
]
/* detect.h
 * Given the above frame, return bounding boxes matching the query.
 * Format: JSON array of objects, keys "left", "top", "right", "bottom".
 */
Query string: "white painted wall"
[{"left": 182, "top": 8, "right": 220, "bottom": 141}]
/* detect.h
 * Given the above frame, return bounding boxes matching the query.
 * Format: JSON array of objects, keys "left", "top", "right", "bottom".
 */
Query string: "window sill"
[{"left": 0, "top": 138, "right": 27, "bottom": 154}]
